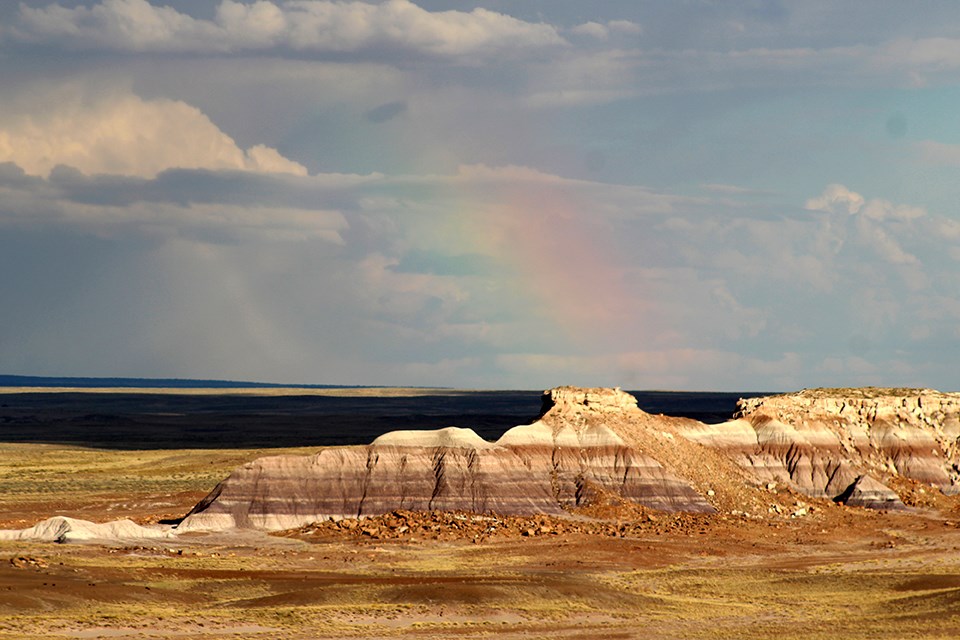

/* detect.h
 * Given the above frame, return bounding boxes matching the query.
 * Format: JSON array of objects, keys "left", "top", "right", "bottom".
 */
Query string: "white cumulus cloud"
[
  {"left": 859, "top": 198, "right": 925, "bottom": 222},
  {"left": 805, "top": 184, "right": 925, "bottom": 266},
  {"left": 570, "top": 19, "right": 642, "bottom": 40},
  {"left": 0, "top": 86, "right": 307, "bottom": 178},
  {"left": 806, "top": 184, "right": 925, "bottom": 221},
  {"left": 11, "top": 0, "right": 566, "bottom": 57},
  {"left": 570, "top": 22, "right": 610, "bottom": 40},
  {"left": 805, "top": 183, "right": 865, "bottom": 215}
]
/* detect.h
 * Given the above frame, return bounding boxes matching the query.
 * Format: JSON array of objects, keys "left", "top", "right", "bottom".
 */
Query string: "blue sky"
[{"left": 1, "top": 0, "right": 960, "bottom": 390}]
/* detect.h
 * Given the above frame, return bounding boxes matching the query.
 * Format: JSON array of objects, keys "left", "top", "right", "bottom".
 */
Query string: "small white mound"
[
  {"left": 0, "top": 516, "right": 173, "bottom": 543},
  {"left": 372, "top": 426, "right": 494, "bottom": 449},
  {"left": 497, "top": 420, "right": 555, "bottom": 446},
  {"left": 498, "top": 420, "right": 627, "bottom": 448}
]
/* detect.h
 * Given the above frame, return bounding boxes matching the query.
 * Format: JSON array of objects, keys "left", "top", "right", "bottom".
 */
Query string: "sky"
[{"left": 2, "top": 0, "right": 960, "bottom": 391}]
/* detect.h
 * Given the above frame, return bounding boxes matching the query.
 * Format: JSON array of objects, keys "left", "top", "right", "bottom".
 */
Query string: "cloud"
[
  {"left": 0, "top": 85, "right": 306, "bottom": 178},
  {"left": 11, "top": 0, "right": 566, "bottom": 58},
  {"left": 14, "top": 0, "right": 217, "bottom": 50},
  {"left": 805, "top": 184, "right": 925, "bottom": 267},
  {"left": 0, "top": 159, "right": 688, "bottom": 255},
  {"left": 805, "top": 184, "right": 925, "bottom": 222},
  {"left": 638, "top": 37, "right": 960, "bottom": 91},
  {"left": 915, "top": 139, "right": 960, "bottom": 165},
  {"left": 493, "top": 349, "right": 804, "bottom": 391},
  {"left": 283, "top": 0, "right": 566, "bottom": 57},
  {"left": 2, "top": 142, "right": 958, "bottom": 388},
  {"left": 0, "top": 166, "right": 348, "bottom": 244},
  {"left": 17, "top": 4, "right": 960, "bottom": 97},
  {"left": 858, "top": 198, "right": 925, "bottom": 222},
  {"left": 699, "top": 183, "right": 772, "bottom": 196},
  {"left": 390, "top": 250, "right": 504, "bottom": 277},
  {"left": 608, "top": 20, "right": 643, "bottom": 35},
  {"left": 855, "top": 219, "right": 919, "bottom": 266},
  {"left": 0, "top": 160, "right": 692, "bottom": 372},
  {"left": 570, "top": 19, "right": 642, "bottom": 40},
  {"left": 365, "top": 100, "right": 407, "bottom": 124},
  {"left": 519, "top": 38, "right": 960, "bottom": 99},
  {"left": 804, "top": 184, "right": 865, "bottom": 215},
  {"left": 570, "top": 22, "right": 609, "bottom": 40},
  {"left": 880, "top": 37, "right": 960, "bottom": 71},
  {"left": 523, "top": 49, "right": 642, "bottom": 107}
]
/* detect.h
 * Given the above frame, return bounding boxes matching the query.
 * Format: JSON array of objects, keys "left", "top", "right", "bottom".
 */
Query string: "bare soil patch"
[{"left": 4, "top": 481, "right": 960, "bottom": 639}]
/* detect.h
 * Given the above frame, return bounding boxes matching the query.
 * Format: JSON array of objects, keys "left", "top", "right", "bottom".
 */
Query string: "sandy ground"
[{"left": 3, "top": 452, "right": 960, "bottom": 639}]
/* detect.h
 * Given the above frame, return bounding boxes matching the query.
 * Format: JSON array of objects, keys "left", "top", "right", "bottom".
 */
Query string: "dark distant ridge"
[{"left": 0, "top": 375, "right": 371, "bottom": 389}]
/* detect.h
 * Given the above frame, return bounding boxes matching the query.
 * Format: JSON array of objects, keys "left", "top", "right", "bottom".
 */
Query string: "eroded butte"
[{"left": 175, "top": 386, "right": 960, "bottom": 532}]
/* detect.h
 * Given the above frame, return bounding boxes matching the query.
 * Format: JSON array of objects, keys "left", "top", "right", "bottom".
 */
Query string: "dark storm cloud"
[{"left": 36, "top": 166, "right": 365, "bottom": 210}]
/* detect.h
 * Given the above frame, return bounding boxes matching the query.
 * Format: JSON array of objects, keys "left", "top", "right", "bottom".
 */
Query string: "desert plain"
[{"left": 2, "top": 387, "right": 960, "bottom": 639}]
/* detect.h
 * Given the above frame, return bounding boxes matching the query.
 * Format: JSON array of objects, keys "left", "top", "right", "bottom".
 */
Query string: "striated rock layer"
[
  {"left": 178, "top": 387, "right": 713, "bottom": 532},
  {"left": 681, "top": 388, "right": 960, "bottom": 509}
]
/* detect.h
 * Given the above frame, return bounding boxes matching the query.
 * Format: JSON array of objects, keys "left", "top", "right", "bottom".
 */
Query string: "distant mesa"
[
  {"left": 0, "top": 374, "right": 368, "bottom": 390},
  {"left": 177, "top": 386, "right": 960, "bottom": 532}
]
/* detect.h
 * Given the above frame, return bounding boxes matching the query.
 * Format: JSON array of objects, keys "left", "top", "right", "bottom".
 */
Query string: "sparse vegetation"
[
  {"left": 5, "top": 523, "right": 960, "bottom": 638},
  {"left": 0, "top": 443, "right": 317, "bottom": 528}
]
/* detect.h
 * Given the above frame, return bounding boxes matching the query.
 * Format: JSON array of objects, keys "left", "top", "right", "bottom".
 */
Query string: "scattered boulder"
[
  {"left": 834, "top": 475, "right": 906, "bottom": 510},
  {"left": 9, "top": 556, "right": 48, "bottom": 570}
]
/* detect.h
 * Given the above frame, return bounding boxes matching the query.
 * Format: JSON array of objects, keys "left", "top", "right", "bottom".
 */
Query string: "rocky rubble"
[
  {"left": 280, "top": 508, "right": 718, "bottom": 543},
  {"left": 9, "top": 556, "right": 48, "bottom": 570}
]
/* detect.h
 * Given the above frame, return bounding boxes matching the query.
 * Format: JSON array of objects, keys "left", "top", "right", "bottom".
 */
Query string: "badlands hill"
[
  {"left": 177, "top": 387, "right": 712, "bottom": 531},
  {"left": 176, "top": 386, "right": 960, "bottom": 532},
  {"left": 684, "top": 387, "right": 960, "bottom": 510}
]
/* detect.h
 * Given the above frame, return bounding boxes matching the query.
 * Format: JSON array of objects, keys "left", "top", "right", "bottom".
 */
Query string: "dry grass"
[
  {"left": 4, "top": 531, "right": 960, "bottom": 639},
  {"left": 0, "top": 443, "right": 318, "bottom": 527}
]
